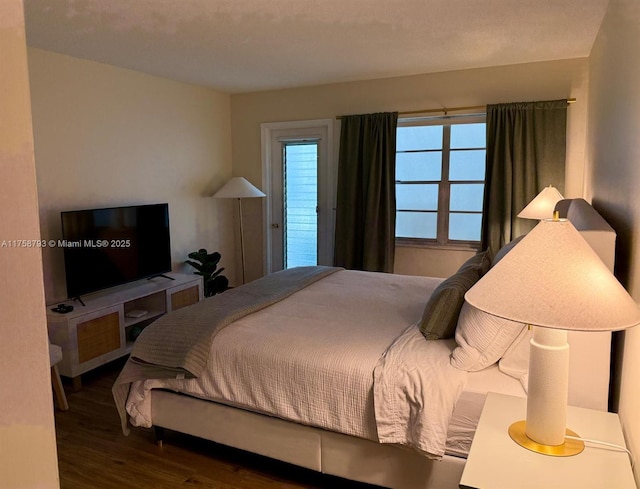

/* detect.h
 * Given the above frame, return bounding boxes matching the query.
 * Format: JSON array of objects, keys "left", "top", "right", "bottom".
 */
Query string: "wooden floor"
[{"left": 54, "top": 359, "right": 381, "bottom": 489}]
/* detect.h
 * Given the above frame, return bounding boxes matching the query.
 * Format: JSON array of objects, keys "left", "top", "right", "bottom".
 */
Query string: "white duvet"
[
  {"left": 374, "top": 326, "right": 468, "bottom": 457},
  {"left": 126, "top": 269, "right": 468, "bottom": 458}
]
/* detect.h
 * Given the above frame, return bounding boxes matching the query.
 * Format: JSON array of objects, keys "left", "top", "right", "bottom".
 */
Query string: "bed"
[{"left": 113, "top": 198, "right": 615, "bottom": 489}]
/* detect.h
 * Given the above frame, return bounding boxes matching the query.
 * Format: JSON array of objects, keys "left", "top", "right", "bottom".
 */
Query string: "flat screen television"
[{"left": 61, "top": 203, "right": 172, "bottom": 299}]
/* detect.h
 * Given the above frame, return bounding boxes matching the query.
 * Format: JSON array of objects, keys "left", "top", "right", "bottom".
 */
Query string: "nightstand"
[{"left": 460, "top": 392, "right": 636, "bottom": 489}]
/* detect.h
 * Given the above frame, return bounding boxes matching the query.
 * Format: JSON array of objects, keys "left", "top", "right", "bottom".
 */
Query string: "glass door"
[
  {"left": 283, "top": 142, "right": 318, "bottom": 268},
  {"left": 263, "top": 120, "right": 333, "bottom": 274}
]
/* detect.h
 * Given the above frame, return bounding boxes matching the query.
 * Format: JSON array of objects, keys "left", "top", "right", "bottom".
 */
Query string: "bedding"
[
  {"left": 374, "top": 326, "right": 467, "bottom": 457},
  {"left": 497, "top": 325, "right": 533, "bottom": 390},
  {"left": 418, "top": 251, "right": 491, "bottom": 340},
  {"left": 446, "top": 364, "right": 525, "bottom": 457},
  {"left": 114, "top": 265, "right": 341, "bottom": 433},
  {"left": 124, "top": 269, "right": 467, "bottom": 458},
  {"left": 450, "top": 301, "right": 525, "bottom": 371}
]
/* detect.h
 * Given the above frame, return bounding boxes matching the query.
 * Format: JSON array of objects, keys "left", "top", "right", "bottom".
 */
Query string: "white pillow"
[
  {"left": 450, "top": 301, "right": 525, "bottom": 371},
  {"left": 498, "top": 326, "right": 532, "bottom": 392}
]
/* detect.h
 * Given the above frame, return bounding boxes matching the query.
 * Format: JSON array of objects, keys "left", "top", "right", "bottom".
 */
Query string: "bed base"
[{"left": 150, "top": 389, "right": 465, "bottom": 489}]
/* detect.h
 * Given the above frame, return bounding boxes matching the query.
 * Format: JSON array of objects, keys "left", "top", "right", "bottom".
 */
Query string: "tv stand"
[
  {"left": 148, "top": 273, "right": 175, "bottom": 281},
  {"left": 72, "top": 296, "right": 86, "bottom": 307},
  {"left": 46, "top": 273, "right": 203, "bottom": 389}
]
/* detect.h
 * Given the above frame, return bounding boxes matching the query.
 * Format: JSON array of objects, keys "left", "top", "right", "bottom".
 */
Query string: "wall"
[
  {"left": 0, "top": 1, "right": 60, "bottom": 487},
  {"left": 586, "top": 0, "right": 640, "bottom": 484},
  {"left": 27, "top": 48, "right": 235, "bottom": 301},
  {"left": 231, "top": 58, "right": 590, "bottom": 280}
]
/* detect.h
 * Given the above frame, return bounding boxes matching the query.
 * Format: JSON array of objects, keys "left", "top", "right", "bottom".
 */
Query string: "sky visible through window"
[{"left": 396, "top": 121, "right": 486, "bottom": 243}]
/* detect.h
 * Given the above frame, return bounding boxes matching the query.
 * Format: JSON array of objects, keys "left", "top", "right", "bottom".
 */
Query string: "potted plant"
[{"left": 186, "top": 249, "right": 229, "bottom": 297}]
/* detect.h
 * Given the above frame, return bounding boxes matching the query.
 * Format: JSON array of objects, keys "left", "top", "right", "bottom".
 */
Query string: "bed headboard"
[
  {"left": 556, "top": 198, "right": 616, "bottom": 273},
  {"left": 555, "top": 198, "right": 615, "bottom": 411}
]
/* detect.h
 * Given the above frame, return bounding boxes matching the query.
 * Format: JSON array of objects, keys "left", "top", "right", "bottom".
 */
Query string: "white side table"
[{"left": 460, "top": 392, "right": 636, "bottom": 489}]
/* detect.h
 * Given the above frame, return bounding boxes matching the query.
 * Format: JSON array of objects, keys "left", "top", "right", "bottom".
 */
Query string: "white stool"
[{"left": 49, "top": 343, "right": 69, "bottom": 411}]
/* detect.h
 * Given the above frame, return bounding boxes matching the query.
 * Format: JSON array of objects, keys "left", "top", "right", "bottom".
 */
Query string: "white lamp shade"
[
  {"left": 518, "top": 185, "right": 564, "bottom": 220},
  {"left": 212, "top": 177, "right": 266, "bottom": 199},
  {"left": 465, "top": 218, "right": 640, "bottom": 332}
]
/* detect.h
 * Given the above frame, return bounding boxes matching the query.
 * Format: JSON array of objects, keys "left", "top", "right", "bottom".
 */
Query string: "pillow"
[
  {"left": 450, "top": 301, "right": 525, "bottom": 371},
  {"left": 458, "top": 250, "right": 492, "bottom": 275},
  {"left": 493, "top": 235, "right": 525, "bottom": 265},
  {"left": 418, "top": 267, "right": 482, "bottom": 340},
  {"left": 498, "top": 326, "right": 532, "bottom": 391}
]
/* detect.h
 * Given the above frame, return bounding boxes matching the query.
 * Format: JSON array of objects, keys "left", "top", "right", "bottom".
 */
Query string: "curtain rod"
[{"left": 336, "top": 98, "right": 576, "bottom": 119}]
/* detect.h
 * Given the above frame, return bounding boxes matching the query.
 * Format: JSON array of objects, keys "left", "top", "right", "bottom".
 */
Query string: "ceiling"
[{"left": 24, "top": 0, "right": 610, "bottom": 94}]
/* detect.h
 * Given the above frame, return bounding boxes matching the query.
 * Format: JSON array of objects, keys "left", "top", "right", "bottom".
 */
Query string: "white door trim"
[{"left": 261, "top": 119, "right": 334, "bottom": 275}]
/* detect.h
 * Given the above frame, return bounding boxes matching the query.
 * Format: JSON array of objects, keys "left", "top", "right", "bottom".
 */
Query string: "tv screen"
[{"left": 61, "top": 203, "right": 172, "bottom": 298}]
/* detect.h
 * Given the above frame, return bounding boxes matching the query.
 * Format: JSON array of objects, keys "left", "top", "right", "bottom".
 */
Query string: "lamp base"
[{"left": 508, "top": 420, "right": 584, "bottom": 456}]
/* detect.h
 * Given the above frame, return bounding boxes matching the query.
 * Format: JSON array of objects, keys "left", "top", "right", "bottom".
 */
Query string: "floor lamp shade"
[
  {"left": 518, "top": 185, "right": 564, "bottom": 220},
  {"left": 212, "top": 177, "right": 266, "bottom": 284},
  {"left": 212, "top": 177, "right": 266, "bottom": 199},
  {"left": 465, "top": 218, "right": 640, "bottom": 454}
]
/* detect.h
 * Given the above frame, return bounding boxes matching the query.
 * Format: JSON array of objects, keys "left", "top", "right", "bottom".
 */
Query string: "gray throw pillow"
[
  {"left": 493, "top": 235, "right": 525, "bottom": 265},
  {"left": 418, "top": 266, "right": 483, "bottom": 340},
  {"left": 458, "top": 250, "right": 492, "bottom": 275}
]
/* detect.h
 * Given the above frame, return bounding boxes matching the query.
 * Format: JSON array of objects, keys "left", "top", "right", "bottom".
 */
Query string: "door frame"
[{"left": 261, "top": 119, "right": 334, "bottom": 274}]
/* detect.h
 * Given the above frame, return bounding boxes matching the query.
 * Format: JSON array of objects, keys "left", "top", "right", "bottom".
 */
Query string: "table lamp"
[
  {"left": 518, "top": 185, "right": 564, "bottom": 220},
  {"left": 212, "top": 177, "right": 266, "bottom": 284},
  {"left": 465, "top": 216, "right": 640, "bottom": 456}
]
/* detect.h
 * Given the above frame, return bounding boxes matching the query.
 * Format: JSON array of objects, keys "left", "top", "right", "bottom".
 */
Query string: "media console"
[{"left": 46, "top": 273, "right": 203, "bottom": 389}]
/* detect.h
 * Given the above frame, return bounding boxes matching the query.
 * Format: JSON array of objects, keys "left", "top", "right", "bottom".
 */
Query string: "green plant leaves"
[{"left": 185, "top": 248, "right": 228, "bottom": 297}]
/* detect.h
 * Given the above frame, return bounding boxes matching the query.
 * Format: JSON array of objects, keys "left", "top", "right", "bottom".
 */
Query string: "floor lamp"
[{"left": 212, "top": 177, "right": 266, "bottom": 285}]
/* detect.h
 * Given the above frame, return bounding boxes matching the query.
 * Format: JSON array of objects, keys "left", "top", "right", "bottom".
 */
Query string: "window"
[
  {"left": 283, "top": 141, "right": 318, "bottom": 268},
  {"left": 395, "top": 115, "right": 486, "bottom": 247}
]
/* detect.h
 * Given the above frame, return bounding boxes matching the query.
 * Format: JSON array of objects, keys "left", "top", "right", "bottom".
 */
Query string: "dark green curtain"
[
  {"left": 334, "top": 112, "right": 398, "bottom": 272},
  {"left": 482, "top": 100, "right": 567, "bottom": 256}
]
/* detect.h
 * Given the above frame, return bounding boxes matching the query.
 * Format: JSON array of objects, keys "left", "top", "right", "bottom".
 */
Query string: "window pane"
[
  {"left": 451, "top": 123, "right": 486, "bottom": 149},
  {"left": 396, "top": 184, "right": 438, "bottom": 211},
  {"left": 395, "top": 117, "right": 487, "bottom": 246},
  {"left": 396, "top": 211, "right": 437, "bottom": 239},
  {"left": 450, "top": 184, "right": 484, "bottom": 211},
  {"left": 397, "top": 125, "right": 443, "bottom": 151},
  {"left": 396, "top": 151, "right": 442, "bottom": 181},
  {"left": 449, "top": 213, "right": 482, "bottom": 241},
  {"left": 450, "top": 150, "right": 486, "bottom": 181},
  {"left": 284, "top": 143, "right": 317, "bottom": 268}
]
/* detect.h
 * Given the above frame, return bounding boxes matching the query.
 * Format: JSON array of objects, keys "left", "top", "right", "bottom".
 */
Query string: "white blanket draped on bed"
[
  {"left": 125, "top": 269, "right": 468, "bottom": 458},
  {"left": 374, "top": 326, "right": 468, "bottom": 458}
]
